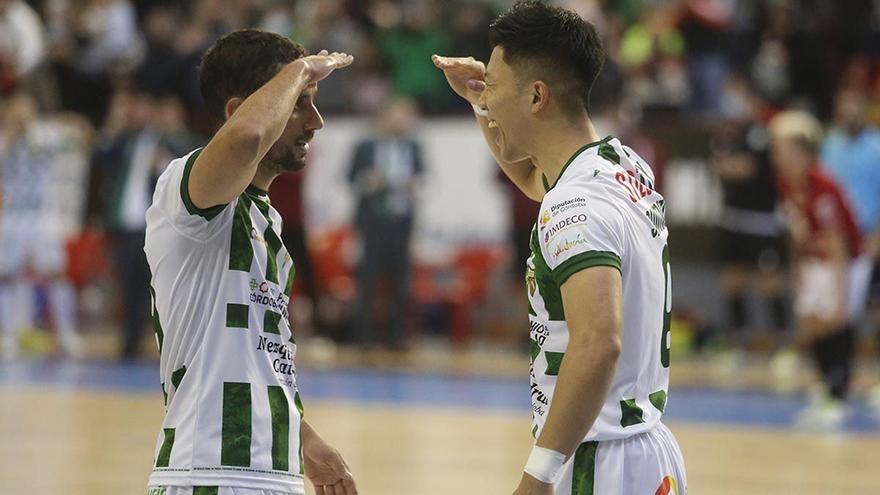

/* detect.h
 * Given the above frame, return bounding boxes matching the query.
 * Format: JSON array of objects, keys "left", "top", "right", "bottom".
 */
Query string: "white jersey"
[
  {"left": 527, "top": 136, "right": 671, "bottom": 442},
  {"left": 145, "top": 149, "right": 304, "bottom": 492}
]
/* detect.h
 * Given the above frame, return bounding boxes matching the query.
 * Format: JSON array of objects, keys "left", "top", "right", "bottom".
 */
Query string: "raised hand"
[
  {"left": 297, "top": 50, "right": 355, "bottom": 85},
  {"left": 432, "top": 54, "right": 486, "bottom": 105}
]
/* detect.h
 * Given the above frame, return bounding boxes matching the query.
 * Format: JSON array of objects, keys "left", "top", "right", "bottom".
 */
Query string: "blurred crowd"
[{"left": 1, "top": 0, "right": 880, "bottom": 390}]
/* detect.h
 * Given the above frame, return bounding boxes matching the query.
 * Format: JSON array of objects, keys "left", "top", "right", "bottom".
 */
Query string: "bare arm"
[
  {"left": 514, "top": 267, "right": 622, "bottom": 493},
  {"left": 189, "top": 51, "right": 353, "bottom": 210},
  {"left": 432, "top": 55, "right": 544, "bottom": 201},
  {"left": 534, "top": 266, "right": 623, "bottom": 456}
]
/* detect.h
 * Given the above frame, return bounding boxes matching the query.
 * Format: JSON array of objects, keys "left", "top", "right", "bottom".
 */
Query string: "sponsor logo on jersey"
[
  {"left": 256, "top": 335, "right": 297, "bottom": 378},
  {"left": 543, "top": 213, "right": 589, "bottom": 243},
  {"left": 249, "top": 278, "right": 289, "bottom": 320},
  {"left": 655, "top": 476, "right": 678, "bottom": 495},
  {"left": 551, "top": 234, "right": 590, "bottom": 260},
  {"left": 549, "top": 197, "right": 586, "bottom": 216},
  {"left": 646, "top": 199, "right": 667, "bottom": 238},
  {"left": 539, "top": 211, "right": 552, "bottom": 230},
  {"left": 615, "top": 169, "right": 654, "bottom": 203}
]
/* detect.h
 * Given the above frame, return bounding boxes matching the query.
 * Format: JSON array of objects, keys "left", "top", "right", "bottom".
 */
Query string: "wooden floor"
[{"left": 2, "top": 387, "right": 879, "bottom": 495}]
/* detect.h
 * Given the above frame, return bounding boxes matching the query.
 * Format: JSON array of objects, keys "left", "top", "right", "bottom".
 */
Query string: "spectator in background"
[
  {"left": 348, "top": 98, "right": 424, "bottom": 349},
  {"left": 771, "top": 110, "right": 864, "bottom": 430},
  {"left": 710, "top": 75, "right": 786, "bottom": 356},
  {"left": 90, "top": 88, "right": 177, "bottom": 360},
  {"left": 47, "top": 0, "right": 143, "bottom": 125},
  {"left": 0, "top": 0, "right": 47, "bottom": 93},
  {"left": 821, "top": 88, "right": 880, "bottom": 313},
  {"left": 678, "top": 0, "right": 734, "bottom": 113},
  {"left": 376, "top": 2, "right": 452, "bottom": 113},
  {"left": 0, "top": 92, "right": 81, "bottom": 359},
  {"left": 269, "top": 168, "right": 326, "bottom": 337}
]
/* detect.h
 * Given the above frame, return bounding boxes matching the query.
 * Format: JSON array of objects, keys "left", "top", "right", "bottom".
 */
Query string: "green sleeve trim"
[
  {"left": 552, "top": 250, "right": 621, "bottom": 286},
  {"left": 180, "top": 148, "right": 227, "bottom": 220}
]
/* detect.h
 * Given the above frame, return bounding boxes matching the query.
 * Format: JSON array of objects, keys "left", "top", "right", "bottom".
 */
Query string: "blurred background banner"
[{"left": 2, "top": 0, "right": 880, "bottom": 494}]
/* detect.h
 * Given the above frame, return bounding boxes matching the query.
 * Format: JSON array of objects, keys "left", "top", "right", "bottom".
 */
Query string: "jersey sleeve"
[
  {"left": 153, "top": 148, "right": 234, "bottom": 239},
  {"left": 539, "top": 183, "right": 624, "bottom": 286}
]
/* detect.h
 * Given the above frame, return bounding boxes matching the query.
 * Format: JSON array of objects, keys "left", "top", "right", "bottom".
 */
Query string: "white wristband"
[
  {"left": 471, "top": 103, "right": 489, "bottom": 117},
  {"left": 523, "top": 446, "right": 567, "bottom": 484}
]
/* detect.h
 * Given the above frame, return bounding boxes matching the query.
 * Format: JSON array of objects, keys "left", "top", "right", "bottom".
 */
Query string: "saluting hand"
[
  {"left": 296, "top": 50, "right": 355, "bottom": 85},
  {"left": 432, "top": 54, "right": 487, "bottom": 106}
]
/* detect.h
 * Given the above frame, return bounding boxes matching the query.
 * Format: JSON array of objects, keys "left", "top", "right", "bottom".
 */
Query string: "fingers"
[
  {"left": 467, "top": 79, "right": 486, "bottom": 92},
  {"left": 318, "top": 49, "right": 329, "bottom": 56},
  {"left": 331, "top": 52, "right": 354, "bottom": 69}
]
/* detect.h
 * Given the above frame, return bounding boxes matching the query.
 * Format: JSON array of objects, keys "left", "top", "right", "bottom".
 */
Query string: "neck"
[
  {"left": 251, "top": 165, "right": 276, "bottom": 192},
  {"left": 529, "top": 118, "right": 601, "bottom": 188}
]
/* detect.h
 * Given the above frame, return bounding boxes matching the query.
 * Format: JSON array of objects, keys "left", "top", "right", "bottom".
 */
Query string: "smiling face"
[
  {"left": 480, "top": 46, "right": 536, "bottom": 163},
  {"left": 261, "top": 84, "right": 324, "bottom": 173}
]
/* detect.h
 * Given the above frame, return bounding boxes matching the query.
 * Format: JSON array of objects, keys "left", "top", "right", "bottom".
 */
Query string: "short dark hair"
[
  {"left": 488, "top": 0, "right": 605, "bottom": 115},
  {"left": 199, "top": 29, "right": 306, "bottom": 128}
]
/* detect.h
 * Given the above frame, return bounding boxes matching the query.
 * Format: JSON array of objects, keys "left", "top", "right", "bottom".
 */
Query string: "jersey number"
[{"left": 660, "top": 244, "right": 671, "bottom": 368}]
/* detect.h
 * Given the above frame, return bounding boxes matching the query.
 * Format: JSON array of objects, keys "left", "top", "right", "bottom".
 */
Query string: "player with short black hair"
[{"left": 434, "top": 1, "right": 686, "bottom": 493}]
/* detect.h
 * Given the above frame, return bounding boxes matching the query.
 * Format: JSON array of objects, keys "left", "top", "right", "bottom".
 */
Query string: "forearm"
[
  {"left": 192, "top": 62, "right": 310, "bottom": 208},
  {"left": 535, "top": 341, "right": 620, "bottom": 458},
  {"left": 475, "top": 113, "right": 543, "bottom": 202}
]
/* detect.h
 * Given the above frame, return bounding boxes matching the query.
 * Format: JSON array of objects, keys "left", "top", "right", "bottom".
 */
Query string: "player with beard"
[{"left": 144, "top": 30, "right": 357, "bottom": 495}]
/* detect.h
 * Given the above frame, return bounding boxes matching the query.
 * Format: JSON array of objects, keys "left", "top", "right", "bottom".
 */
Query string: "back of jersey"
[{"left": 530, "top": 137, "right": 671, "bottom": 442}]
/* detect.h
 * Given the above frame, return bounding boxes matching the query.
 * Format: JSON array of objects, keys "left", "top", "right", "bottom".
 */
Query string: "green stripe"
[
  {"left": 571, "top": 441, "right": 598, "bottom": 495},
  {"left": 226, "top": 303, "right": 249, "bottom": 329},
  {"left": 155, "top": 428, "right": 175, "bottom": 467},
  {"left": 221, "top": 382, "right": 252, "bottom": 467},
  {"left": 649, "top": 390, "right": 668, "bottom": 413},
  {"left": 529, "top": 339, "right": 541, "bottom": 362},
  {"left": 552, "top": 250, "right": 621, "bottom": 286},
  {"left": 161, "top": 383, "right": 167, "bottom": 406},
  {"left": 170, "top": 366, "right": 186, "bottom": 390},
  {"left": 531, "top": 424, "right": 539, "bottom": 439},
  {"left": 229, "top": 195, "right": 255, "bottom": 272},
  {"left": 264, "top": 224, "right": 284, "bottom": 284},
  {"left": 544, "top": 351, "right": 565, "bottom": 376},
  {"left": 619, "top": 398, "right": 645, "bottom": 427},
  {"left": 180, "top": 148, "right": 226, "bottom": 220},
  {"left": 193, "top": 488, "right": 219, "bottom": 495},
  {"left": 294, "top": 392, "right": 305, "bottom": 474},
  {"left": 597, "top": 141, "right": 620, "bottom": 165},
  {"left": 530, "top": 227, "right": 565, "bottom": 321},
  {"left": 268, "top": 386, "right": 290, "bottom": 471},
  {"left": 264, "top": 310, "right": 282, "bottom": 334},
  {"left": 545, "top": 137, "right": 612, "bottom": 192},
  {"left": 150, "top": 286, "right": 164, "bottom": 352},
  {"left": 284, "top": 263, "right": 296, "bottom": 298}
]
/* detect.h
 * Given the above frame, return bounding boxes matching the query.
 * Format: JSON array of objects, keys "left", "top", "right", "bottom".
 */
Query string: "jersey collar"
[{"left": 542, "top": 136, "right": 613, "bottom": 192}]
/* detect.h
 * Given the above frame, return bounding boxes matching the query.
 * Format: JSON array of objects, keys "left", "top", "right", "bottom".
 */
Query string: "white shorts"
[
  {"left": 147, "top": 487, "right": 295, "bottom": 495},
  {"left": 795, "top": 256, "right": 873, "bottom": 323},
  {"left": 554, "top": 422, "right": 686, "bottom": 495}
]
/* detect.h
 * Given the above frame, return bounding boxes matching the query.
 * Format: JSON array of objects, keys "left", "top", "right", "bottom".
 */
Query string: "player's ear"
[
  {"left": 224, "top": 97, "right": 246, "bottom": 120},
  {"left": 530, "top": 81, "right": 550, "bottom": 115}
]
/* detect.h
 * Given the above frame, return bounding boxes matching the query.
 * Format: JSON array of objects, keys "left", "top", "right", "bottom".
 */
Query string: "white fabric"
[
  {"left": 0, "top": 0, "right": 46, "bottom": 76},
  {"left": 794, "top": 257, "right": 872, "bottom": 322},
  {"left": 528, "top": 137, "right": 672, "bottom": 442},
  {"left": 148, "top": 487, "right": 293, "bottom": 495},
  {"left": 145, "top": 150, "right": 303, "bottom": 493},
  {"left": 554, "top": 422, "right": 687, "bottom": 495}
]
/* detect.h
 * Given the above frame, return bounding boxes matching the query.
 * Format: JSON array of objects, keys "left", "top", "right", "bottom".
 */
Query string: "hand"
[
  {"left": 512, "top": 473, "right": 554, "bottom": 495},
  {"left": 432, "top": 54, "right": 487, "bottom": 106},
  {"left": 296, "top": 50, "right": 354, "bottom": 85},
  {"left": 303, "top": 428, "right": 358, "bottom": 495}
]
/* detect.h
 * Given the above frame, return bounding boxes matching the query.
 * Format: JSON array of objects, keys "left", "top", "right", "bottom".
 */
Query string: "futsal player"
[
  {"left": 144, "top": 30, "right": 357, "bottom": 495},
  {"left": 434, "top": 2, "right": 685, "bottom": 493}
]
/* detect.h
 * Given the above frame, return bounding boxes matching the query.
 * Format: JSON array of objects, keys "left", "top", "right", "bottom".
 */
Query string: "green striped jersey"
[
  {"left": 145, "top": 149, "right": 304, "bottom": 492},
  {"left": 527, "top": 136, "right": 671, "bottom": 442}
]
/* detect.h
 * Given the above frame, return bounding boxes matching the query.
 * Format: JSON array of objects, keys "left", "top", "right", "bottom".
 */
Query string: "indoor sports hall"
[{"left": 2, "top": 1, "right": 880, "bottom": 494}]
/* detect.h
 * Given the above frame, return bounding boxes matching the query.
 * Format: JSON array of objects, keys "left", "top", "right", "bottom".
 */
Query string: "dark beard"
[{"left": 262, "top": 140, "right": 306, "bottom": 173}]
